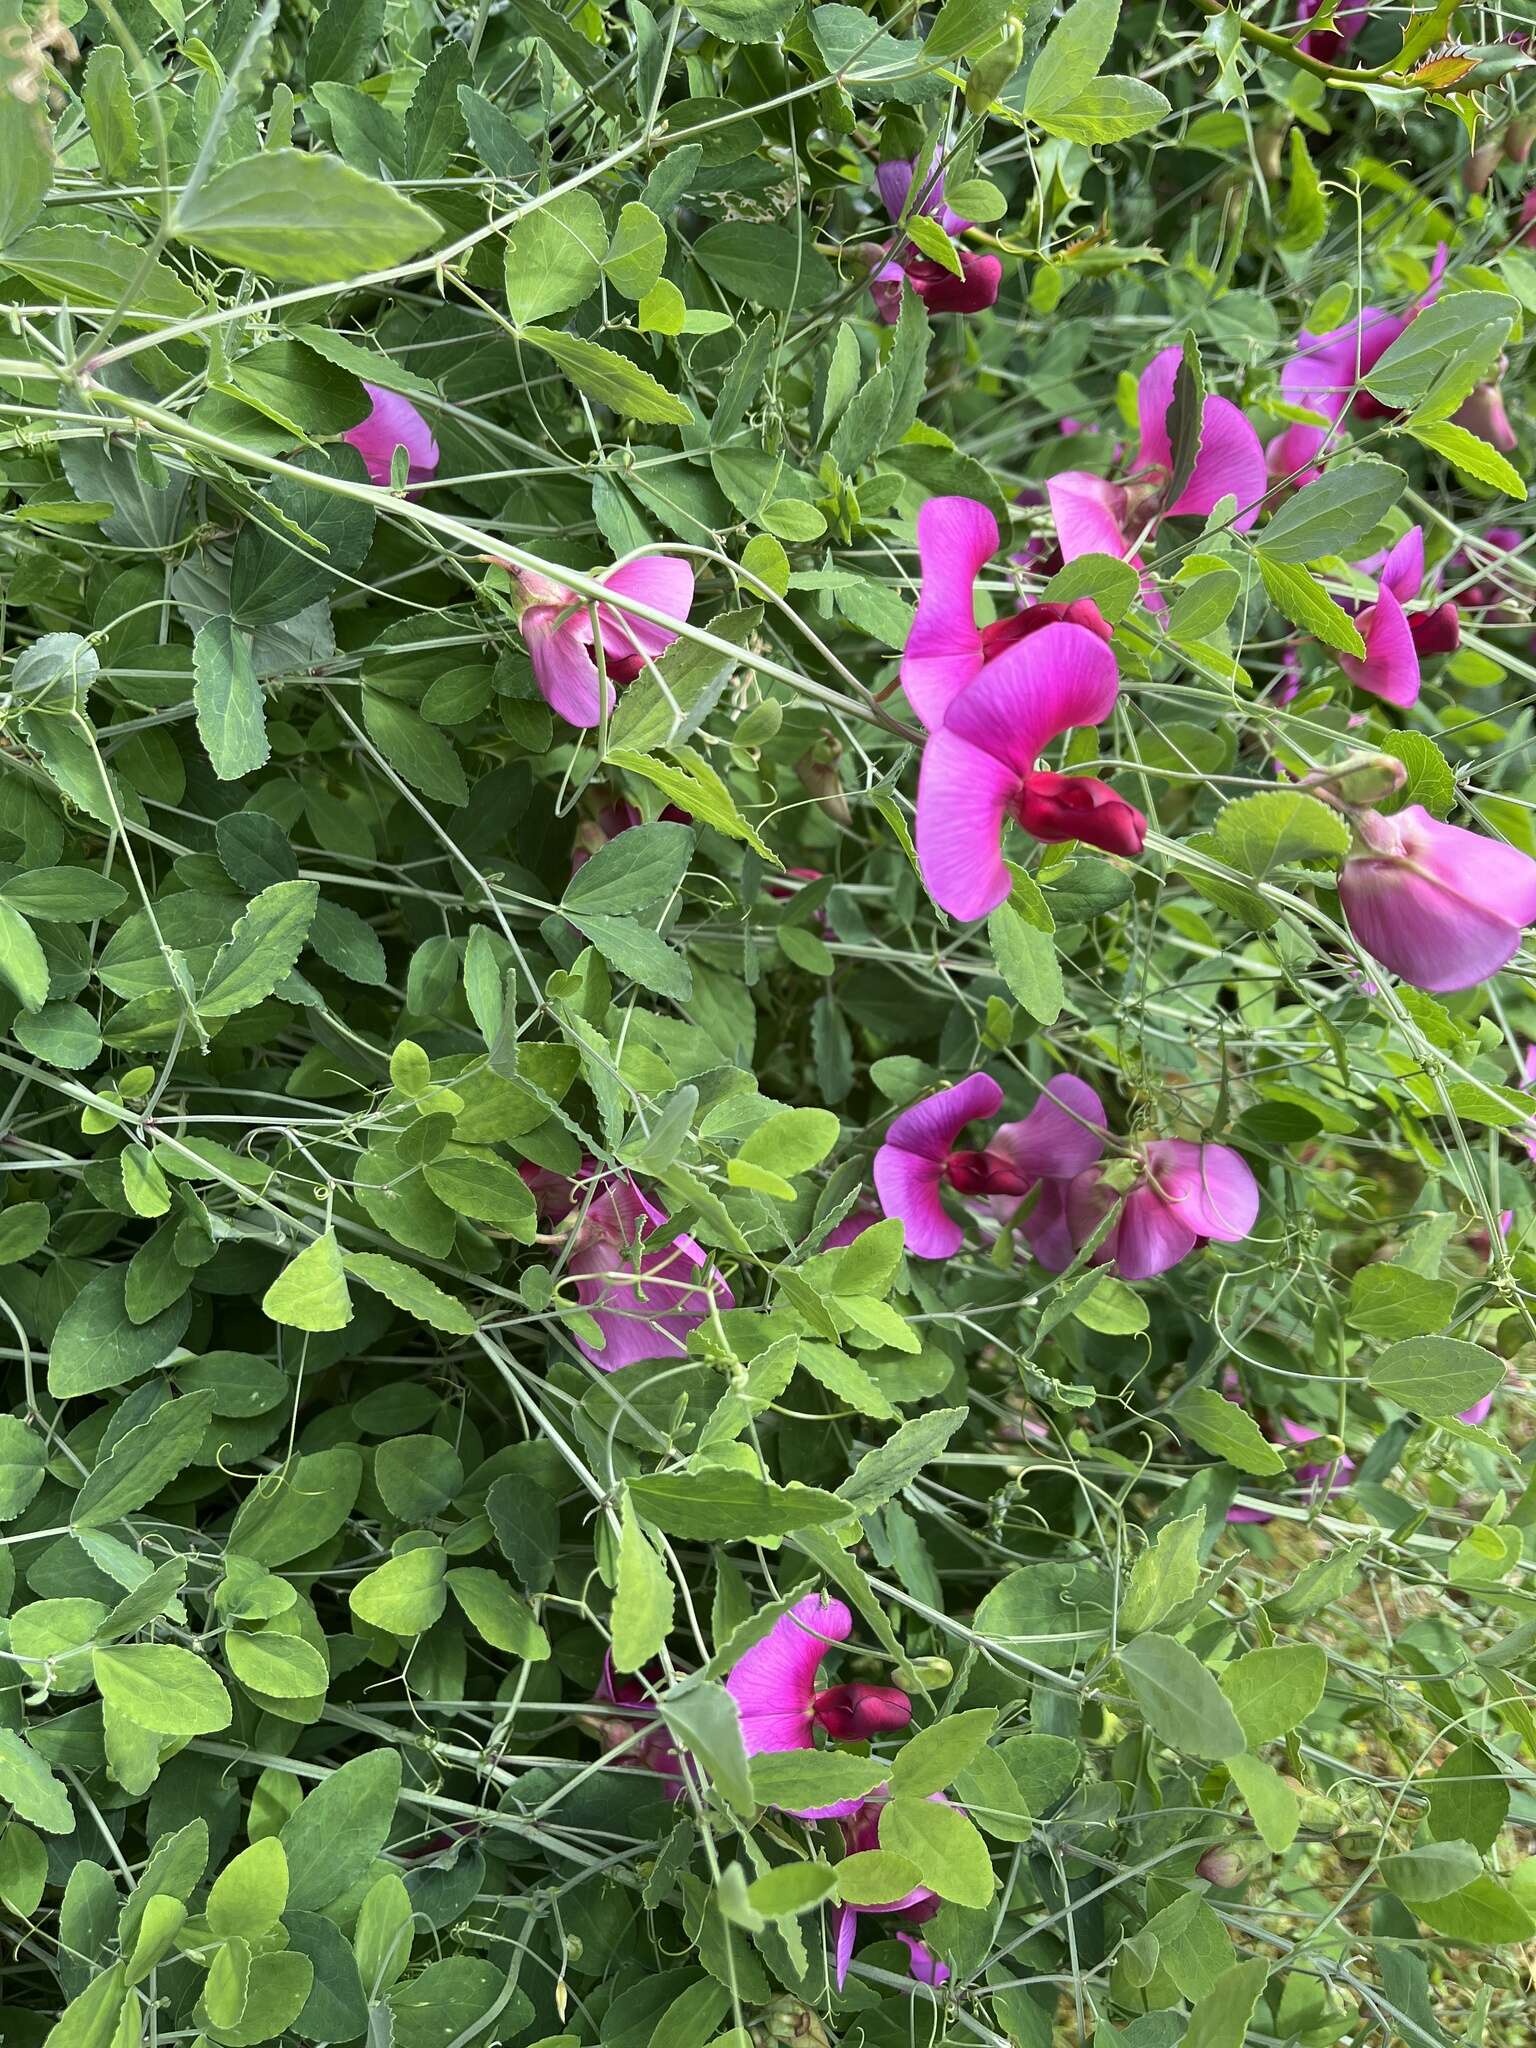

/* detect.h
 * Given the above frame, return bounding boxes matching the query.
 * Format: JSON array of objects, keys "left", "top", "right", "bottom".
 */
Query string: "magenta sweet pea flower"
[
  {"left": 512, "top": 556, "right": 695, "bottom": 729},
  {"left": 588, "top": 1655, "right": 688, "bottom": 1791},
  {"left": 1047, "top": 347, "right": 1265, "bottom": 583},
  {"left": 830, "top": 1795, "right": 950, "bottom": 1990},
  {"left": 868, "top": 161, "right": 1002, "bottom": 325},
  {"left": 525, "top": 1165, "right": 732, "bottom": 1369},
  {"left": 1335, "top": 527, "right": 1460, "bottom": 707},
  {"left": 873, "top": 1072, "right": 1108, "bottom": 1259},
  {"left": 343, "top": 382, "right": 439, "bottom": 489},
  {"left": 902, "top": 496, "right": 1112, "bottom": 730},
  {"left": 1337, "top": 805, "right": 1536, "bottom": 992},
  {"left": 1049, "top": 1140, "right": 1260, "bottom": 1282},
  {"left": 914, "top": 620, "right": 1145, "bottom": 921},
  {"left": 1453, "top": 375, "right": 1518, "bottom": 452},
  {"left": 724, "top": 1593, "right": 911, "bottom": 1820}
]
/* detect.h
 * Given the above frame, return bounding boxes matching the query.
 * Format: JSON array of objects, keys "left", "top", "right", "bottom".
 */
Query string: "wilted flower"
[
  {"left": 723, "top": 1592, "right": 911, "bottom": 1818},
  {"left": 343, "top": 381, "right": 439, "bottom": 489},
  {"left": 902, "top": 495, "right": 1110, "bottom": 731},
  {"left": 1337, "top": 805, "right": 1536, "bottom": 991},
  {"left": 914, "top": 620, "right": 1145, "bottom": 921},
  {"left": 523, "top": 1165, "right": 732, "bottom": 1369},
  {"left": 511, "top": 556, "right": 695, "bottom": 729},
  {"left": 868, "top": 162, "right": 1002, "bottom": 324},
  {"left": 1044, "top": 1141, "right": 1261, "bottom": 1282},
  {"left": 872, "top": 1071, "right": 1107, "bottom": 1259}
]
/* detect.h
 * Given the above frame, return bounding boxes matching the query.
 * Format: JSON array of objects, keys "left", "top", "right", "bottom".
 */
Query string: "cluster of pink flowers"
[
  {"left": 873, "top": 1072, "right": 1260, "bottom": 1281},
  {"left": 520, "top": 1163, "right": 732, "bottom": 1369},
  {"left": 905, "top": 497, "right": 1148, "bottom": 920}
]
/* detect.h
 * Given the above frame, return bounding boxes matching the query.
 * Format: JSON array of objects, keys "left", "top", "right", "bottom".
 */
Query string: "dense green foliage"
[{"left": 4, "top": 3, "right": 1536, "bottom": 2047}]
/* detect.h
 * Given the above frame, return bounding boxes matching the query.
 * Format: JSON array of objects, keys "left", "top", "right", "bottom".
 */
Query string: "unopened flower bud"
[
  {"left": 1303, "top": 751, "right": 1408, "bottom": 808},
  {"left": 1196, "top": 1842, "right": 1253, "bottom": 1888},
  {"left": 795, "top": 739, "right": 851, "bottom": 825}
]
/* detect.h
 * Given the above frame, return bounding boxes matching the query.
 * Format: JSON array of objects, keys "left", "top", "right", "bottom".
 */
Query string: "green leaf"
[
  {"left": 2, "top": 228, "right": 199, "bottom": 324},
  {"left": 228, "top": 1447, "right": 363, "bottom": 1566},
  {"left": 751, "top": 1750, "right": 890, "bottom": 1810},
  {"left": 0, "top": 0, "right": 54, "bottom": 245},
  {"left": 519, "top": 328, "right": 693, "bottom": 425},
  {"left": 1219, "top": 1643, "right": 1326, "bottom": 1745},
  {"left": 0, "top": 898, "right": 50, "bottom": 1013},
  {"left": 48, "top": 1270, "right": 192, "bottom": 1399},
  {"left": 342, "top": 1252, "right": 477, "bottom": 1334},
  {"left": 422, "top": 1152, "right": 538, "bottom": 1237},
  {"left": 660, "top": 1679, "right": 754, "bottom": 1813},
  {"left": 1226, "top": 1752, "right": 1299, "bottom": 1853},
  {"left": 208, "top": 1837, "right": 289, "bottom": 1940},
  {"left": 1120, "top": 1512, "right": 1204, "bottom": 1634},
  {"left": 745, "top": 1861, "right": 839, "bottom": 1917},
  {"left": 225, "top": 1629, "right": 330, "bottom": 1698},
  {"left": 628, "top": 1470, "right": 849, "bottom": 1539},
  {"left": 605, "top": 202, "right": 667, "bottom": 299},
  {"left": 173, "top": 149, "right": 441, "bottom": 283},
  {"left": 1366, "top": 1336, "right": 1505, "bottom": 1417},
  {"left": 890, "top": 1709, "right": 996, "bottom": 1797},
  {"left": 0, "top": 1414, "right": 47, "bottom": 1522},
  {"left": 1381, "top": 1840, "right": 1484, "bottom": 1903},
  {"left": 1258, "top": 458, "right": 1407, "bottom": 564},
  {"left": 1182, "top": 1958, "right": 1269, "bottom": 2048},
  {"left": 0, "top": 1729, "right": 74, "bottom": 1834},
  {"left": 988, "top": 902, "right": 1063, "bottom": 1021},
  {"left": 1363, "top": 291, "right": 1516, "bottom": 411},
  {"left": 563, "top": 822, "right": 695, "bottom": 914},
  {"left": 1025, "top": 0, "right": 1119, "bottom": 114},
  {"left": 1209, "top": 790, "right": 1350, "bottom": 879},
  {"left": 1413, "top": 1875, "right": 1534, "bottom": 1945},
  {"left": 1409, "top": 418, "right": 1528, "bottom": 499},
  {"left": 350, "top": 1542, "right": 448, "bottom": 1635},
  {"left": 41, "top": 1964, "right": 127, "bottom": 2048},
  {"left": 229, "top": 449, "right": 376, "bottom": 627},
  {"left": 693, "top": 224, "right": 838, "bottom": 312},
  {"left": 446, "top": 1567, "right": 550, "bottom": 1657},
  {"left": 613, "top": 1493, "right": 675, "bottom": 1673},
  {"left": 1030, "top": 75, "right": 1170, "bottom": 142},
  {"left": 565, "top": 911, "right": 693, "bottom": 999},
  {"left": 1427, "top": 1739, "right": 1507, "bottom": 1853},
  {"left": 280, "top": 1749, "right": 402, "bottom": 1912},
  {"left": 261, "top": 1229, "right": 353, "bottom": 1333},
  {"left": 1279, "top": 129, "right": 1326, "bottom": 255},
  {"left": 502, "top": 189, "right": 607, "bottom": 325},
  {"left": 193, "top": 620, "right": 268, "bottom": 781},
  {"left": 200, "top": 880, "right": 319, "bottom": 1018},
  {"left": 1118, "top": 1633, "right": 1246, "bottom": 1759},
  {"left": 737, "top": 1107, "right": 840, "bottom": 1181},
  {"left": 838, "top": 1407, "right": 967, "bottom": 1513},
  {"left": 1173, "top": 1389, "right": 1285, "bottom": 1476},
  {"left": 1257, "top": 554, "right": 1365, "bottom": 656},
  {"left": 609, "top": 744, "right": 777, "bottom": 861},
  {"left": 92, "top": 1644, "right": 233, "bottom": 1736},
  {"left": 1345, "top": 1264, "right": 1457, "bottom": 1342},
  {"left": 72, "top": 1391, "right": 215, "bottom": 1529},
  {"left": 880, "top": 1794, "right": 996, "bottom": 1906}
]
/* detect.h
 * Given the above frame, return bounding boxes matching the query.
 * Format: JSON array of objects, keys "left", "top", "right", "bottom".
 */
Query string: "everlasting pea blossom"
[
  {"left": 524, "top": 1165, "right": 732, "bottom": 1369},
  {"left": 1296, "top": 0, "right": 1367, "bottom": 60},
  {"left": 587, "top": 1656, "right": 687, "bottom": 1790},
  {"left": 830, "top": 1796, "right": 950, "bottom": 1991},
  {"left": 1042, "top": 1141, "right": 1261, "bottom": 1282},
  {"left": 868, "top": 161, "right": 1002, "bottom": 325},
  {"left": 1337, "top": 805, "right": 1536, "bottom": 992},
  {"left": 343, "top": 382, "right": 439, "bottom": 489},
  {"left": 724, "top": 1593, "right": 911, "bottom": 1819},
  {"left": 902, "top": 496, "right": 1111, "bottom": 731},
  {"left": 1338, "top": 528, "right": 1459, "bottom": 708},
  {"left": 1049, "top": 346, "right": 1266, "bottom": 572},
  {"left": 512, "top": 557, "right": 695, "bottom": 729},
  {"left": 873, "top": 1072, "right": 1107, "bottom": 1259},
  {"left": 915, "top": 621, "right": 1146, "bottom": 922}
]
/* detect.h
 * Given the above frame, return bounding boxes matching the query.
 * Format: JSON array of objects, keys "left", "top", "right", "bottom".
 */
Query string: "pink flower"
[
  {"left": 872, "top": 1072, "right": 1107, "bottom": 1259},
  {"left": 868, "top": 162, "right": 1002, "bottom": 324},
  {"left": 514, "top": 556, "right": 695, "bottom": 729},
  {"left": 571, "top": 797, "right": 691, "bottom": 870},
  {"left": 1337, "top": 805, "right": 1536, "bottom": 992},
  {"left": 525, "top": 1165, "right": 732, "bottom": 1369},
  {"left": 830, "top": 1795, "right": 951, "bottom": 1990},
  {"left": 724, "top": 1593, "right": 911, "bottom": 1819},
  {"left": 1049, "top": 346, "right": 1266, "bottom": 571},
  {"left": 1049, "top": 1141, "right": 1260, "bottom": 1282},
  {"left": 1337, "top": 528, "right": 1459, "bottom": 707},
  {"left": 1453, "top": 376, "right": 1518, "bottom": 452},
  {"left": 343, "top": 382, "right": 439, "bottom": 489},
  {"left": 1522, "top": 188, "right": 1536, "bottom": 245},
  {"left": 1522, "top": 1043, "right": 1536, "bottom": 1162},
  {"left": 902, "top": 496, "right": 1111, "bottom": 731},
  {"left": 914, "top": 622, "right": 1145, "bottom": 921}
]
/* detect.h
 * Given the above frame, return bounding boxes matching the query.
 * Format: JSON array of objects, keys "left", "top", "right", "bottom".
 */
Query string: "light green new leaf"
[{"left": 261, "top": 1230, "right": 353, "bottom": 1332}]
